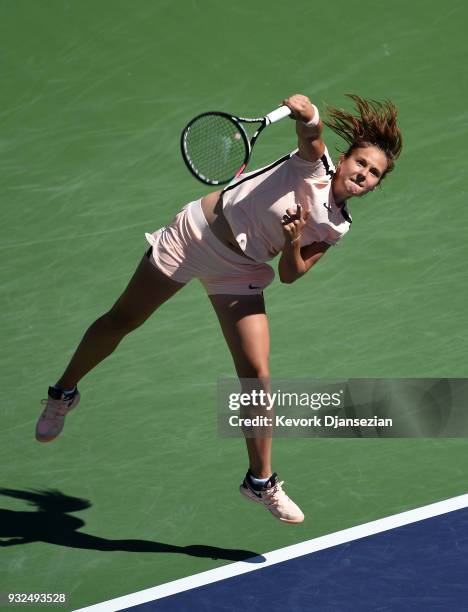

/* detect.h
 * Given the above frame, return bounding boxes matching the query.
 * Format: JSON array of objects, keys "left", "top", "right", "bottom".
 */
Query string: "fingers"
[
  {"left": 281, "top": 203, "right": 308, "bottom": 246},
  {"left": 283, "top": 222, "right": 298, "bottom": 231},
  {"left": 282, "top": 94, "right": 312, "bottom": 109},
  {"left": 282, "top": 205, "right": 304, "bottom": 224},
  {"left": 295, "top": 204, "right": 309, "bottom": 223},
  {"left": 282, "top": 95, "right": 314, "bottom": 122}
]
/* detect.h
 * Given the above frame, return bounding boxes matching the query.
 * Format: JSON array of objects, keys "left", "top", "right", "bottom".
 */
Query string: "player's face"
[{"left": 334, "top": 146, "right": 388, "bottom": 201}]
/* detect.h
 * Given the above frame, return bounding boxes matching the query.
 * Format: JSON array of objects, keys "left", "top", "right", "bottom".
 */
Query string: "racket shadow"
[{"left": 0, "top": 488, "right": 265, "bottom": 563}]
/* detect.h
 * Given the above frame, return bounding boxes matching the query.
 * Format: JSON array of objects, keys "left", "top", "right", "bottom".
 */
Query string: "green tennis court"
[{"left": 1, "top": 0, "right": 468, "bottom": 608}]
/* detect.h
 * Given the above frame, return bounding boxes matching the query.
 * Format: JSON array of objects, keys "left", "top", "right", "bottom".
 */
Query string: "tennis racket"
[{"left": 180, "top": 105, "right": 291, "bottom": 185}]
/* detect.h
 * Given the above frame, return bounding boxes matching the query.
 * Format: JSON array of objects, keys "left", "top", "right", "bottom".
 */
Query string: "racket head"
[{"left": 180, "top": 112, "right": 250, "bottom": 185}]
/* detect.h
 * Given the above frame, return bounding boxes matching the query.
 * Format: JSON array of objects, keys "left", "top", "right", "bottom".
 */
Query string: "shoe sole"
[
  {"left": 36, "top": 434, "right": 59, "bottom": 443},
  {"left": 239, "top": 485, "right": 304, "bottom": 524}
]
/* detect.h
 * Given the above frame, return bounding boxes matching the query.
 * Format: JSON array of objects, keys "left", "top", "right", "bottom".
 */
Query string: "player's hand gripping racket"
[{"left": 180, "top": 105, "right": 291, "bottom": 185}]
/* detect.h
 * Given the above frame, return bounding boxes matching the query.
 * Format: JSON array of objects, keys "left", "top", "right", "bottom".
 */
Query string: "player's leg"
[
  {"left": 209, "top": 293, "right": 272, "bottom": 477},
  {"left": 36, "top": 252, "right": 184, "bottom": 442},
  {"left": 56, "top": 253, "right": 184, "bottom": 390},
  {"left": 210, "top": 293, "right": 304, "bottom": 523}
]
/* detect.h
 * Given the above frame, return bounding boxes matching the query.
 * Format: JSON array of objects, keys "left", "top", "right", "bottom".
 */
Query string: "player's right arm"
[{"left": 282, "top": 94, "right": 325, "bottom": 163}]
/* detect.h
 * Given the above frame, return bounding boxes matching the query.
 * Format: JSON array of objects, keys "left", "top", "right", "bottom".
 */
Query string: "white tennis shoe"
[
  {"left": 240, "top": 471, "right": 305, "bottom": 524},
  {"left": 35, "top": 386, "right": 81, "bottom": 442}
]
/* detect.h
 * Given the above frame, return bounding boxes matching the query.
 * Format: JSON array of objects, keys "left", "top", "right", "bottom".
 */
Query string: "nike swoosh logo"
[
  {"left": 323, "top": 202, "right": 332, "bottom": 211},
  {"left": 249, "top": 284, "right": 261, "bottom": 290},
  {"left": 247, "top": 485, "right": 262, "bottom": 498}
]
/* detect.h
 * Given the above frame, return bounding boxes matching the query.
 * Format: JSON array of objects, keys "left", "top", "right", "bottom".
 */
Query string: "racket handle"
[{"left": 265, "top": 105, "right": 291, "bottom": 125}]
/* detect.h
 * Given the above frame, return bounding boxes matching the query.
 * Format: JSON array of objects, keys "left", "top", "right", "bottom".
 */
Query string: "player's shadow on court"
[{"left": 0, "top": 488, "right": 264, "bottom": 563}]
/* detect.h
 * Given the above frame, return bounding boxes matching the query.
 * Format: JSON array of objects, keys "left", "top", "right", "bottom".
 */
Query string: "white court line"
[{"left": 74, "top": 493, "right": 468, "bottom": 611}]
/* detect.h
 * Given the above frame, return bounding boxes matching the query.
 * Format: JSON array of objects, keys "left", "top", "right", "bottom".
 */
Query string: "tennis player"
[{"left": 36, "top": 94, "right": 402, "bottom": 524}]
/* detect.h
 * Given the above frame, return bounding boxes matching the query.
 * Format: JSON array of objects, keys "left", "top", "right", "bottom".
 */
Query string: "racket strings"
[{"left": 184, "top": 115, "right": 247, "bottom": 183}]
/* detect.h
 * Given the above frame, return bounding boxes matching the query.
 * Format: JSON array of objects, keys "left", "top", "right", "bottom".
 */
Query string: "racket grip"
[{"left": 265, "top": 105, "right": 291, "bottom": 125}]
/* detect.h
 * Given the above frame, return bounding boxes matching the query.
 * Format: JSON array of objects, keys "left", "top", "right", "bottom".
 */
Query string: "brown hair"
[{"left": 324, "top": 94, "right": 403, "bottom": 175}]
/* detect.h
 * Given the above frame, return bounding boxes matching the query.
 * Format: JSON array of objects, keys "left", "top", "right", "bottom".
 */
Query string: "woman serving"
[{"left": 36, "top": 93, "right": 402, "bottom": 524}]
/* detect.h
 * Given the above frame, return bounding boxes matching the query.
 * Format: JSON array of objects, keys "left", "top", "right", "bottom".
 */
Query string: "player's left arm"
[
  {"left": 278, "top": 204, "right": 331, "bottom": 283},
  {"left": 282, "top": 94, "right": 325, "bottom": 163}
]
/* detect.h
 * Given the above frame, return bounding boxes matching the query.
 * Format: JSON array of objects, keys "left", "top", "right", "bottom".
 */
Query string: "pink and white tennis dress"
[{"left": 145, "top": 147, "right": 351, "bottom": 295}]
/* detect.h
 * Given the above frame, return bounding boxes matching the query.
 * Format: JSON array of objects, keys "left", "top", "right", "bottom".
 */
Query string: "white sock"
[
  {"left": 249, "top": 474, "right": 270, "bottom": 487},
  {"left": 54, "top": 384, "right": 76, "bottom": 396}
]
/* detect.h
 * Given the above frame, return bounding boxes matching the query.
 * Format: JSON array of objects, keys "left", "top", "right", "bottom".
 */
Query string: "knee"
[
  {"left": 103, "top": 307, "right": 144, "bottom": 335},
  {"left": 238, "top": 364, "right": 270, "bottom": 382},
  {"left": 254, "top": 366, "right": 270, "bottom": 381}
]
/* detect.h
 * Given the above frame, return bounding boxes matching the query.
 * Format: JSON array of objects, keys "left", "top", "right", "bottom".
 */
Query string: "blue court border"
[{"left": 75, "top": 494, "right": 468, "bottom": 612}]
